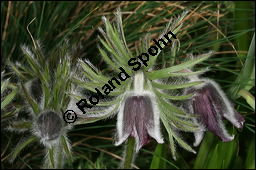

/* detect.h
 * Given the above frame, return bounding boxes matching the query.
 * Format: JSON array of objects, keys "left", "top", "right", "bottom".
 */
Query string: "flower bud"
[{"left": 35, "top": 111, "right": 63, "bottom": 142}]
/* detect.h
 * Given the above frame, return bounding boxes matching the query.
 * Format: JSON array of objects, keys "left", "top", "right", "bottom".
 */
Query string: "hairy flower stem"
[
  {"left": 123, "top": 137, "right": 135, "bottom": 169},
  {"left": 56, "top": 143, "right": 63, "bottom": 169}
]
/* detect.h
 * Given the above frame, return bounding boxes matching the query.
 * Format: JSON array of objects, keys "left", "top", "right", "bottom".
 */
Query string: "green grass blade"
[
  {"left": 218, "top": 139, "right": 238, "bottom": 169},
  {"left": 141, "top": 148, "right": 179, "bottom": 169},
  {"left": 245, "top": 138, "right": 255, "bottom": 169},
  {"left": 193, "top": 132, "right": 216, "bottom": 169},
  {"left": 205, "top": 144, "right": 219, "bottom": 169},
  {"left": 229, "top": 33, "right": 255, "bottom": 99},
  {"left": 238, "top": 89, "right": 255, "bottom": 110},
  {"left": 149, "top": 144, "right": 167, "bottom": 169}
]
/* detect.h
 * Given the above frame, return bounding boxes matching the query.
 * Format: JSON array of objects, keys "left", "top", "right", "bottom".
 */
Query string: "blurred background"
[{"left": 1, "top": 1, "right": 255, "bottom": 169}]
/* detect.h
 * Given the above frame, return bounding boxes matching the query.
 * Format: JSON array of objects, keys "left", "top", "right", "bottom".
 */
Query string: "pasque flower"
[
  {"left": 183, "top": 73, "right": 245, "bottom": 146},
  {"left": 8, "top": 39, "right": 76, "bottom": 168},
  {"left": 115, "top": 71, "right": 164, "bottom": 152},
  {"left": 69, "top": 9, "right": 214, "bottom": 161},
  {"left": 34, "top": 110, "right": 63, "bottom": 144}
]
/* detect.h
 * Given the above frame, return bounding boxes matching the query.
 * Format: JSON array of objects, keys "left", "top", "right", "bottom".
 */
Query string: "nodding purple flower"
[
  {"left": 115, "top": 72, "right": 164, "bottom": 152},
  {"left": 115, "top": 94, "right": 164, "bottom": 152},
  {"left": 184, "top": 78, "right": 245, "bottom": 146}
]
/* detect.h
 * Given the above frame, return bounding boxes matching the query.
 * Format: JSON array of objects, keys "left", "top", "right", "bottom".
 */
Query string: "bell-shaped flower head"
[{"left": 184, "top": 75, "right": 245, "bottom": 146}]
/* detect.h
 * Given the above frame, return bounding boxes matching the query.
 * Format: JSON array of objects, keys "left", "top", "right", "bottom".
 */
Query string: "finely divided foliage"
[
  {"left": 8, "top": 40, "right": 76, "bottom": 168},
  {"left": 68, "top": 9, "right": 216, "bottom": 160},
  {"left": 5, "top": 7, "right": 247, "bottom": 169}
]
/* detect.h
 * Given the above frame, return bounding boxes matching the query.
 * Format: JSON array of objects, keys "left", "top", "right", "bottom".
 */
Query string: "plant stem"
[
  {"left": 56, "top": 142, "right": 63, "bottom": 169},
  {"left": 123, "top": 137, "right": 135, "bottom": 169}
]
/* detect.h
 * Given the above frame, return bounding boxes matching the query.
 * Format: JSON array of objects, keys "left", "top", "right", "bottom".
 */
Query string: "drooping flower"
[
  {"left": 183, "top": 74, "right": 245, "bottom": 146},
  {"left": 115, "top": 71, "right": 163, "bottom": 152}
]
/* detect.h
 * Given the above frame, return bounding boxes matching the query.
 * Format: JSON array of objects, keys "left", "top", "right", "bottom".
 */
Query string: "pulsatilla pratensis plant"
[
  {"left": 7, "top": 36, "right": 78, "bottom": 168},
  {"left": 67, "top": 9, "right": 244, "bottom": 167}
]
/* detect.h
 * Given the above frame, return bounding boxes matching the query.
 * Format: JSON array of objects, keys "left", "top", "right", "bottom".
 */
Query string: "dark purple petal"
[
  {"left": 234, "top": 110, "right": 245, "bottom": 129},
  {"left": 190, "top": 86, "right": 234, "bottom": 142},
  {"left": 204, "top": 82, "right": 245, "bottom": 129},
  {"left": 204, "top": 83, "right": 228, "bottom": 116},
  {"left": 136, "top": 96, "right": 154, "bottom": 147},
  {"left": 123, "top": 95, "right": 155, "bottom": 150},
  {"left": 123, "top": 96, "right": 137, "bottom": 137}
]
